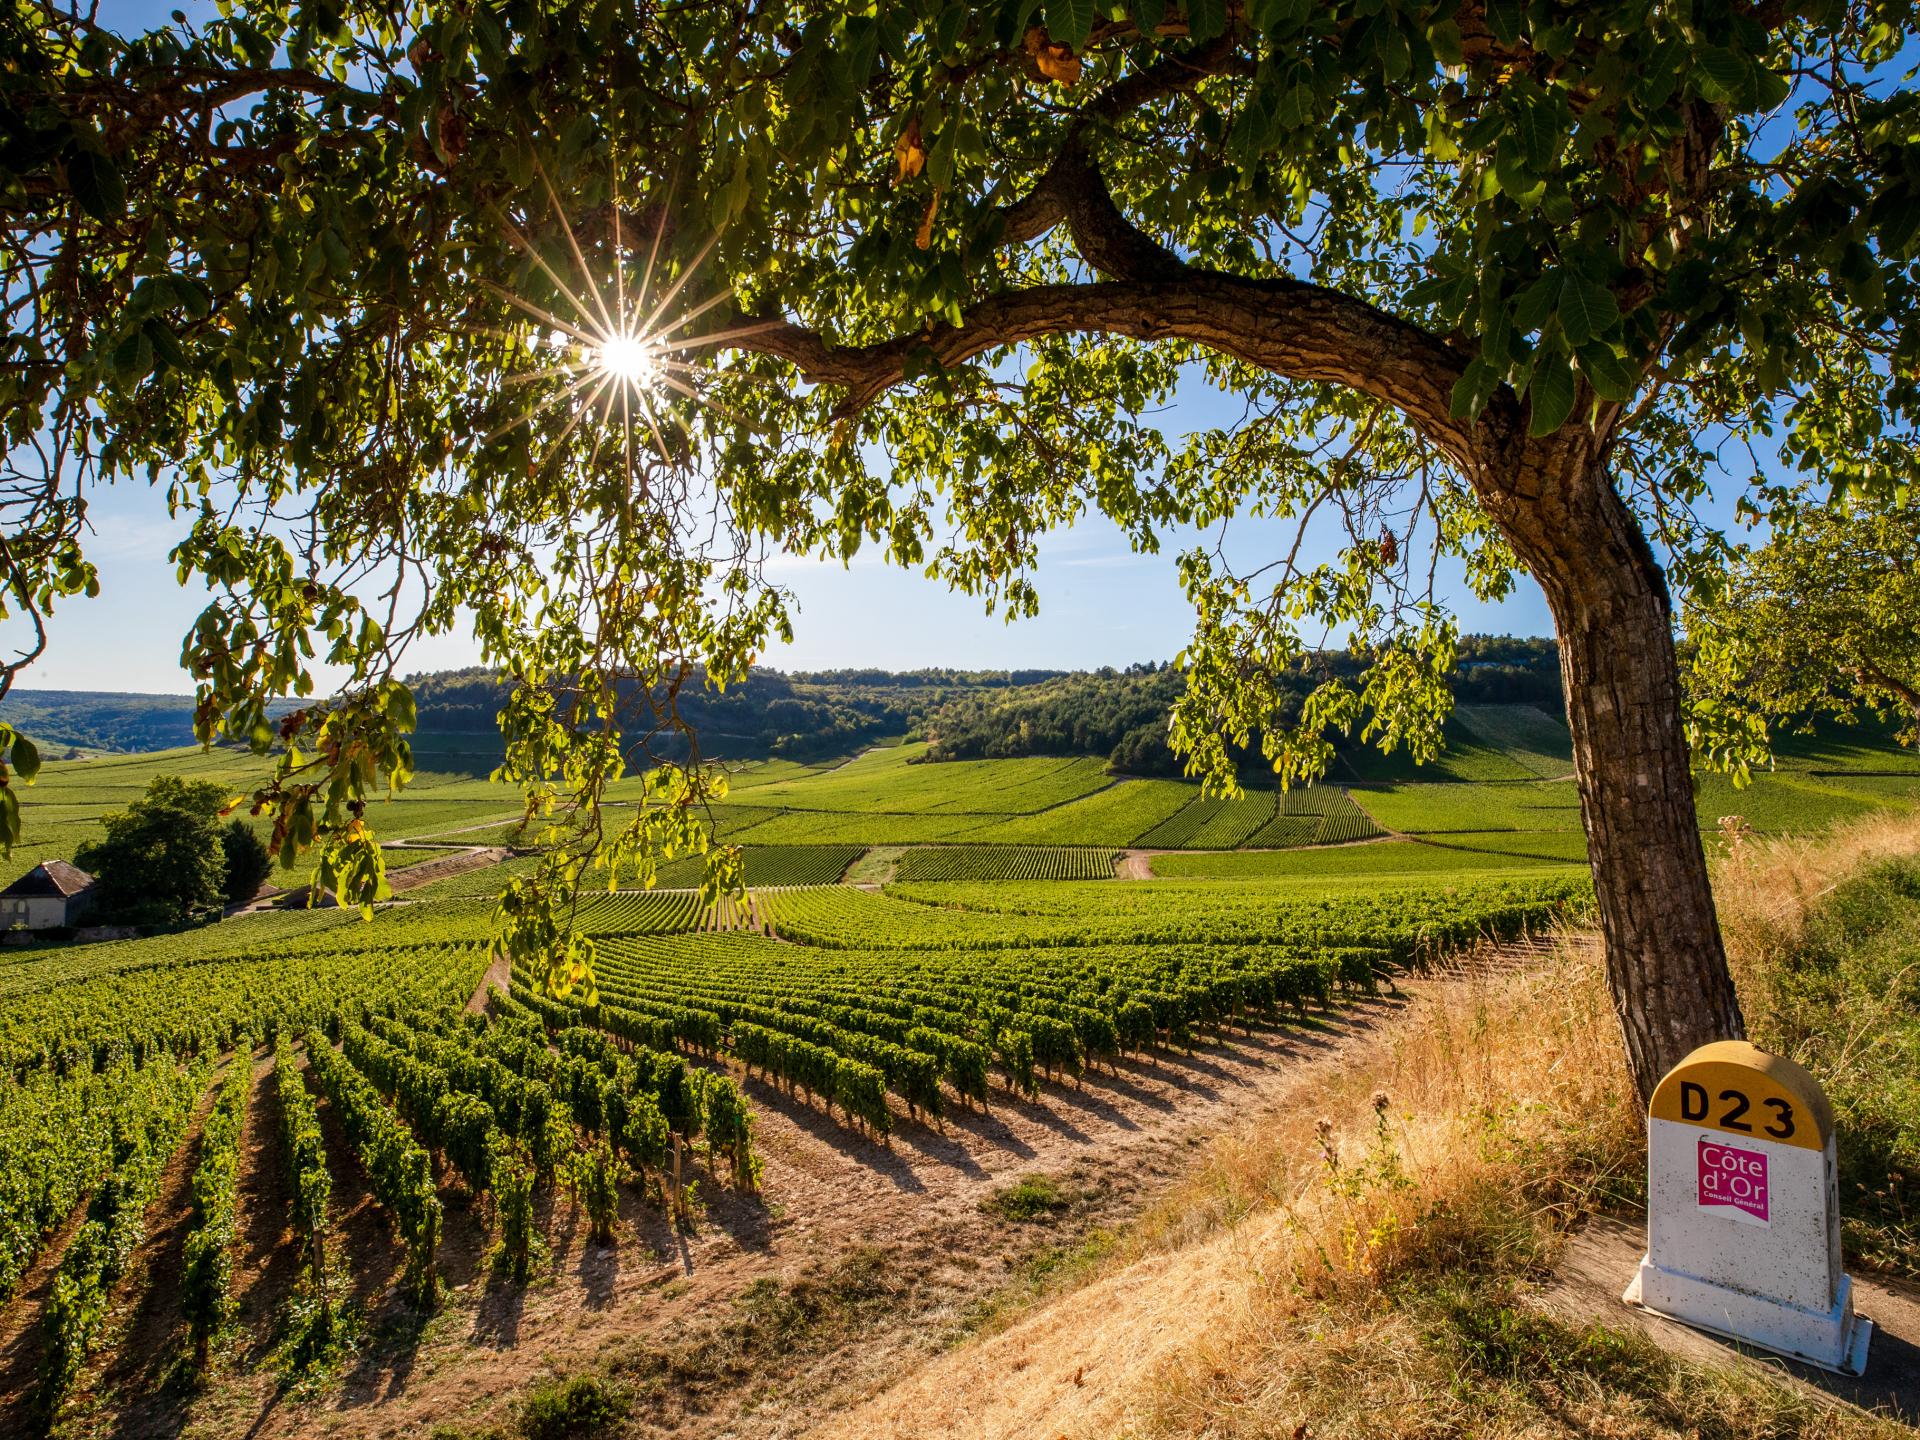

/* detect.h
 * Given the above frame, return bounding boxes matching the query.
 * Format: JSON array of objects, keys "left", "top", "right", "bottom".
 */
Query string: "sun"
[
  {"left": 478, "top": 153, "right": 778, "bottom": 467},
  {"left": 594, "top": 331, "right": 661, "bottom": 391}
]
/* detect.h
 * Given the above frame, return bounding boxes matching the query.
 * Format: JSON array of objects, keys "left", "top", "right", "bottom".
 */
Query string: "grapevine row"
[
  {"left": 301, "top": 1032, "right": 442, "bottom": 1295},
  {"left": 182, "top": 1050, "right": 252, "bottom": 1370},
  {"left": 892, "top": 846, "right": 1122, "bottom": 882},
  {"left": 35, "top": 1057, "right": 207, "bottom": 1424},
  {"left": 276, "top": 1038, "right": 332, "bottom": 1306}
]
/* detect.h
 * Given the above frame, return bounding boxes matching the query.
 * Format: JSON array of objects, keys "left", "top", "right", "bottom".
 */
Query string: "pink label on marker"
[{"left": 1698, "top": 1139, "right": 1770, "bottom": 1225}]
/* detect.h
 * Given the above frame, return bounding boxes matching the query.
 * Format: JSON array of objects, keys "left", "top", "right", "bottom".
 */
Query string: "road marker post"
[{"left": 1624, "top": 1039, "right": 1872, "bottom": 1374}]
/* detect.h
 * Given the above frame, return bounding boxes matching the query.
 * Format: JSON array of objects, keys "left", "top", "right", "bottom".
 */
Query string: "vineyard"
[
  {"left": 0, "top": 842, "right": 1584, "bottom": 1432},
  {"left": 891, "top": 846, "right": 1120, "bottom": 881},
  {"left": 0, "top": 708, "right": 1915, "bottom": 1435}
]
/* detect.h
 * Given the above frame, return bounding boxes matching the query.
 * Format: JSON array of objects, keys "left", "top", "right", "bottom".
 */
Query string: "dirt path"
[
  {"left": 233, "top": 846, "right": 512, "bottom": 914},
  {"left": 157, "top": 958, "right": 1526, "bottom": 1440},
  {"left": 465, "top": 952, "right": 510, "bottom": 1013},
  {"left": 387, "top": 845, "right": 512, "bottom": 893}
]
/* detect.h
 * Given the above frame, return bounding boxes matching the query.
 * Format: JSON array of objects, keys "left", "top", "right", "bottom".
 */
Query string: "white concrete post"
[{"left": 1623, "top": 1039, "right": 1872, "bottom": 1374}]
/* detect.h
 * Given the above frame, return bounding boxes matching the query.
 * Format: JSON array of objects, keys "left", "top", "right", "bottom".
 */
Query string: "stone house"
[{"left": 0, "top": 859, "right": 99, "bottom": 930}]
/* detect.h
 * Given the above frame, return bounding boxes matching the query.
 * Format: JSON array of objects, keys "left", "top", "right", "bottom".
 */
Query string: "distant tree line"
[
  {"left": 405, "top": 666, "right": 1044, "bottom": 764},
  {"left": 920, "top": 638, "right": 1565, "bottom": 776},
  {"left": 4, "top": 641, "right": 1560, "bottom": 779},
  {"left": 0, "top": 691, "right": 299, "bottom": 756}
]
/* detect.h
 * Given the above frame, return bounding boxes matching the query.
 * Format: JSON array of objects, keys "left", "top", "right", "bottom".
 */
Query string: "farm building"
[{"left": 0, "top": 859, "right": 99, "bottom": 930}]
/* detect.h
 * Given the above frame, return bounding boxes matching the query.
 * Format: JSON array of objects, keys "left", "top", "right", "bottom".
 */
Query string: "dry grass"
[
  {"left": 815, "top": 822, "right": 1920, "bottom": 1440},
  {"left": 1107, "top": 819, "right": 1920, "bottom": 1438},
  {"left": 1109, "top": 937, "right": 1909, "bottom": 1438},
  {"left": 1715, "top": 808, "right": 1920, "bottom": 968},
  {"left": 1127, "top": 938, "right": 1634, "bottom": 1272}
]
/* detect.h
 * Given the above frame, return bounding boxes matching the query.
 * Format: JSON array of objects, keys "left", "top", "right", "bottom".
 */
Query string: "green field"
[
  {"left": 1149, "top": 839, "right": 1582, "bottom": 879},
  {"left": 6, "top": 708, "right": 1914, "bottom": 899},
  {"left": 892, "top": 845, "right": 1120, "bottom": 881}
]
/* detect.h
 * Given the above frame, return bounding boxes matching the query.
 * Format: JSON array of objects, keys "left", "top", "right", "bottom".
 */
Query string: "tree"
[
  {"left": 3, "top": 2, "right": 1916, "bottom": 1097},
  {"left": 74, "top": 778, "right": 229, "bottom": 925},
  {"left": 221, "top": 818, "right": 275, "bottom": 906},
  {"left": 1687, "top": 492, "right": 1920, "bottom": 767}
]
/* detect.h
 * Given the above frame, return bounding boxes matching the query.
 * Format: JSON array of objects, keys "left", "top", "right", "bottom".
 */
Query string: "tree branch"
[
  {"left": 999, "top": 34, "right": 1246, "bottom": 250},
  {"left": 742, "top": 273, "right": 1479, "bottom": 465}
]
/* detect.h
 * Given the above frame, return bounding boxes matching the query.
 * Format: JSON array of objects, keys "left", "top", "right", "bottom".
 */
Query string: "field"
[
  {"left": 891, "top": 846, "right": 1120, "bottom": 881},
  {"left": 14, "top": 710, "right": 1898, "bottom": 902},
  {"left": 0, "top": 707, "right": 1915, "bottom": 1436}
]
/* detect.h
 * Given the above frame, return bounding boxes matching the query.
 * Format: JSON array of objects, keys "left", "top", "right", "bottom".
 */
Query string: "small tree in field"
[
  {"left": 75, "top": 777, "right": 228, "bottom": 925},
  {"left": 2, "top": 2, "right": 1917, "bottom": 1096},
  {"left": 221, "top": 818, "right": 274, "bottom": 906}
]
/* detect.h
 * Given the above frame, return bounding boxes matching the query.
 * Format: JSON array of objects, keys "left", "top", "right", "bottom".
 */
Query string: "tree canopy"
[
  {"left": 74, "top": 776, "right": 231, "bottom": 925},
  {"left": 1687, "top": 490, "right": 1920, "bottom": 760},
  {"left": 3, "top": 0, "right": 1916, "bottom": 1092}
]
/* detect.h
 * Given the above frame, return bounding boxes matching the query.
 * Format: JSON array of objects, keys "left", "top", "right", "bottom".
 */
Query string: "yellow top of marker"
[{"left": 1647, "top": 1040, "right": 1834, "bottom": 1152}]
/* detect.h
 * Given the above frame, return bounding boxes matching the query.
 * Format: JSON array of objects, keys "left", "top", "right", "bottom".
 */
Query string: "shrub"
[
  {"left": 984, "top": 1174, "right": 1072, "bottom": 1222},
  {"left": 221, "top": 819, "right": 274, "bottom": 904},
  {"left": 516, "top": 1374, "right": 628, "bottom": 1440}
]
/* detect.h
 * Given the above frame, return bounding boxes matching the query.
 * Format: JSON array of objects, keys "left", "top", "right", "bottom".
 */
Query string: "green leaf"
[
  {"left": 4, "top": 734, "right": 29, "bottom": 783},
  {"left": 1277, "top": 84, "right": 1317, "bottom": 130},
  {"left": 1575, "top": 343, "right": 1638, "bottom": 402},
  {"left": 1449, "top": 356, "right": 1499, "bottom": 420},
  {"left": 1510, "top": 98, "right": 1559, "bottom": 173},
  {"left": 1512, "top": 272, "right": 1562, "bottom": 333},
  {"left": 1130, "top": 0, "right": 1167, "bottom": 32},
  {"left": 1483, "top": 0, "right": 1523, "bottom": 45},
  {"left": 1047, "top": 0, "right": 1095, "bottom": 49},
  {"left": 1377, "top": 24, "right": 1411, "bottom": 81},
  {"left": 1557, "top": 274, "right": 1619, "bottom": 347},
  {"left": 1186, "top": 0, "right": 1228, "bottom": 43},
  {"left": 1693, "top": 45, "right": 1750, "bottom": 105},
  {"left": 1253, "top": 0, "right": 1309, "bottom": 34},
  {"left": 67, "top": 149, "right": 125, "bottom": 221},
  {"left": 1527, "top": 350, "right": 1576, "bottom": 435}
]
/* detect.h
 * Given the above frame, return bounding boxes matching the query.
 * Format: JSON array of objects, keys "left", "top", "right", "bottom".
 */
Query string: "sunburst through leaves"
[{"left": 475, "top": 155, "right": 768, "bottom": 474}]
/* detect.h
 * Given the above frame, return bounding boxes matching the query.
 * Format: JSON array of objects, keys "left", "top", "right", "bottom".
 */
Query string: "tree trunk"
[{"left": 1495, "top": 436, "right": 1746, "bottom": 1103}]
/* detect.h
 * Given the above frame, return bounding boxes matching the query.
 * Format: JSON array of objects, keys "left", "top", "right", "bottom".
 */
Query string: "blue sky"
[{"left": 6, "top": 0, "right": 1567, "bottom": 694}]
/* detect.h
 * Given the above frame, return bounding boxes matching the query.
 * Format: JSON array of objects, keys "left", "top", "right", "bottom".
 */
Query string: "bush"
[
  {"left": 516, "top": 1374, "right": 628, "bottom": 1440},
  {"left": 984, "top": 1174, "right": 1073, "bottom": 1222},
  {"left": 222, "top": 819, "right": 273, "bottom": 904}
]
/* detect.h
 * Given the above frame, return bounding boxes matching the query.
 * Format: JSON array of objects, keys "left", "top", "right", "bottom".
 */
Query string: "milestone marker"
[{"left": 1624, "top": 1040, "right": 1872, "bottom": 1375}]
